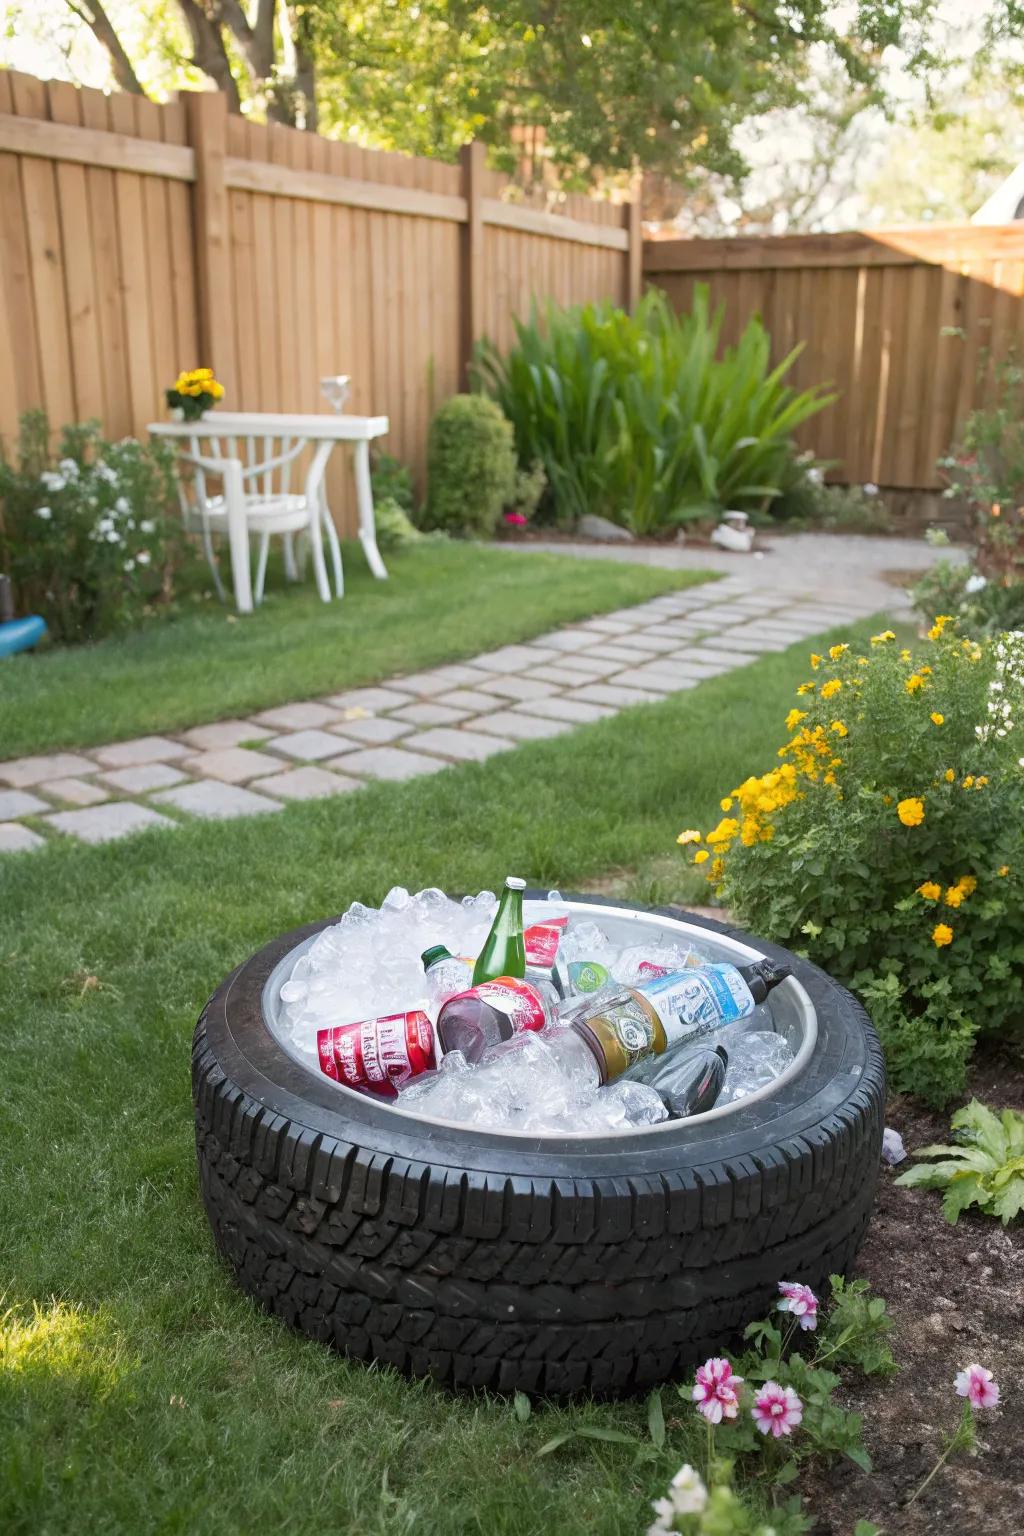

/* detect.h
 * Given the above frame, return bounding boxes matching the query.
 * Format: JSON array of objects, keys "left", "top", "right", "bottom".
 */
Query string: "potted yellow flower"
[{"left": 166, "top": 367, "right": 225, "bottom": 423}]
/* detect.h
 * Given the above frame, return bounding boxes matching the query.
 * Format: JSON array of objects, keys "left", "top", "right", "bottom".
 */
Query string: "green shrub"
[
  {"left": 677, "top": 623, "right": 1024, "bottom": 1106},
  {"left": 0, "top": 411, "right": 189, "bottom": 645},
  {"left": 422, "top": 394, "right": 516, "bottom": 536},
  {"left": 473, "top": 287, "right": 834, "bottom": 535},
  {"left": 771, "top": 463, "right": 891, "bottom": 534},
  {"left": 370, "top": 449, "right": 414, "bottom": 515},
  {"left": 373, "top": 495, "right": 425, "bottom": 551}
]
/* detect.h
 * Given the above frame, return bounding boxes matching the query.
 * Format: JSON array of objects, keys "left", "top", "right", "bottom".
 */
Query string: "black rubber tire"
[{"left": 193, "top": 896, "right": 885, "bottom": 1396}]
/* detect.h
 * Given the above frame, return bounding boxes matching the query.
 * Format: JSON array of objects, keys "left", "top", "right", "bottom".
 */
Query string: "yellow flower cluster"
[
  {"left": 897, "top": 796, "right": 925, "bottom": 827},
  {"left": 172, "top": 366, "right": 225, "bottom": 400},
  {"left": 917, "top": 874, "right": 977, "bottom": 908}
]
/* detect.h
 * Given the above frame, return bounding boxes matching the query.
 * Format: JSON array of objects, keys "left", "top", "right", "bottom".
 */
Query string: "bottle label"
[
  {"left": 567, "top": 960, "right": 609, "bottom": 993},
  {"left": 642, "top": 964, "right": 754, "bottom": 1041},
  {"left": 575, "top": 994, "right": 667, "bottom": 1080},
  {"left": 524, "top": 916, "right": 568, "bottom": 968},
  {"left": 447, "top": 977, "right": 548, "bottom": 1034},
  {"left": 637, "top": 960, "right": 669, "bottom": 979},
  {"left": 317, "top": 1010, "right": 436, "bottom": 1096}
]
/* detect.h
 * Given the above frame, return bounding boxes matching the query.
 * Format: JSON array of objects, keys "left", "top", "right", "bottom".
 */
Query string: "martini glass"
[{"left": 320, "top": 375, "right": 351, "bottom": 413}]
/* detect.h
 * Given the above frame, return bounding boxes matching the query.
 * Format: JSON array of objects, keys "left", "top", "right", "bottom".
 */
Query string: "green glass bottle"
[{"left": 472, "top": 877, "right": 526, "bottom": 984}]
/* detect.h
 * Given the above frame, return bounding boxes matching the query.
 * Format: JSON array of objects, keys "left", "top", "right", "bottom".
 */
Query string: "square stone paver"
[
  {"left": 262, "top": 729, "right": 359, "bottom": 762},
  {"left": 152, "top": 781, "right": 282, "bottom": 821},
  {"left": 45, "top": 802, "right": 176, "bottom": 845},
  {"left": 580, "top": 617, "right": 640, "bottom": 634},
  {"left": 433, "top": 689, "right": 503, "bottom": 713},
  {"left": 91, "top": 736, "right": 191, "bottom": 770},
  {"left": 685, "top": 645, "right": 760, "bottom": 668},
  {"left": 184, "top": 746, "right": 290, "bottom": 783},
  {"left": 181, "top": 720, "right": 272, "bottom": 751},
  {"left": 577, "top": 642, "right": 656, "bottom": 666},
  {"left": 471, "top": 644, "right": 559, "bottom": 674},
  {"left": 0, "top": 822, "right": 45, "bottom": 852},
  {"left": 537, "top": 628, "right": 604, "bottom": 652},
  {"left": 399, "top": 665, "right": 491, "bottom": 696},
  {"left": 605, "top": 666, "right": 701, "bottom": 695},
  {"left": 251, "top": 701, "right": 341, "bottom": 732},
  {"left": 517, "top": 696, "right": 615, "bottom": 724},
  {"left": 468, "top": 675, "right": 559, "bottom": 703},
  {"left": 248, "top": 766, "right": 360, "bottom": 801},
  {"left": 566, "top": 683, "right": 666, "bottom": 709},
  {"left": 335, "top": 747, "right": 448, "bottom": 782},
  {"left": 405, "top": 727, "right": 514, "bottom": 763},
  {"left": 323, "top": 686, "right": 415, "bottom": 713},
  {"left": 391, "top": 701, "right": 469, "bottom": 727},
  {"left": 0, "top": 789, "right": 49, "bottom": 819},
  {"left": 38, "top": 776, "right": 110, "bottom": 808},
  {"left": 523, "top": 664, "right": 608, "bottom": 687},
  {"left": 0, "top": 752, "right": 99, "bottom": 788},
  {"left": 99, "top": 762, "right": 190, "bottom": 795},
  {"left": 537, "top": 654, "right": 621, "bottom": 679},
  {"left": 328, "top": 716, "right": 414, "bottom": 745},
  {"left": 471, "top": 710, "right": 574, "bottom": 742}
]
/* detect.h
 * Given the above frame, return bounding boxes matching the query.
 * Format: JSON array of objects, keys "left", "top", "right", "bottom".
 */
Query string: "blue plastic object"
[{"left": 0, "top": 614, "right": 48, "bottom": 657}]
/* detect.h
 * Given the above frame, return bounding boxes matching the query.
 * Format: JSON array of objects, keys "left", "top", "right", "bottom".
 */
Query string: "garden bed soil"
[{"left": 801, "top": 1044, "right": 1024, "bottom": 1532}]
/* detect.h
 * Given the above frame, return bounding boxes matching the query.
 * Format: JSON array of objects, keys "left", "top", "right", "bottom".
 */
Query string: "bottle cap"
[
  {"left": 421, "top": 944, "right": 453, "bottom": 970},
  {"left": 504, "top": 877, "right": 527, "bottom": 891}
]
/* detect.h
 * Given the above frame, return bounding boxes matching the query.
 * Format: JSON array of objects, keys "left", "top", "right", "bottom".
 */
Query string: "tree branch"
[
  {"left": 65, "top": 0, "right": 145, "bottom": 95},
  {"left": 174, "top": 0, "right": 242, "bottom": 112}
]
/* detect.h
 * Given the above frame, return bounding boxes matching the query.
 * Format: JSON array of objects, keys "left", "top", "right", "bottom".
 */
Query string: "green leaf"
[
  {"left": 854, "top": 1522, "right": 882, "bottom": 1536},
  {"left": 775, "top": 1459, "right": 800, "bottom": 1485},
  {"left": 646, "top": 1388, "right": 665, "bottom": 1450},
  {"left": 574, "top": 1426, "right": 642, "bottom": 1446},
  {"left": 846, "top": 1445, "right": 873, "bottom": 1473},
  {"left": 513, "top": 1391, "right": 532, "bottom": 1423}
]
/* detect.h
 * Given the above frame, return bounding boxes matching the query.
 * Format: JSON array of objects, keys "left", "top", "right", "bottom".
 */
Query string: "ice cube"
[
  {"left": 601, "top": 1080, "right": 669, "bottom": 1127},
  {"left": 718, "top": 1030, "right": 794, "bottom": 1104}
]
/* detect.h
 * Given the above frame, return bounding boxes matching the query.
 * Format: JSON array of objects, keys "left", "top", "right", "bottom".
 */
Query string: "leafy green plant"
[
  {"left": 678, "top": 623, "right": 1024, "bottom": 1105},
  {"left": 473, "top": 287, "right": 834, "bottom": 535},
  {"left": 370, "top": 449, "right": 415, "bottom": 515},
  {"left": 421, "top": 394, "right": 516, "bottom": 536},
  {"left": 772, "top": 467, "right": 892, "bottom": 534},
  {"left": 0, "top": 410, "right": 189, "bottom": 645},
  {"left": 372, "top": 495, "right": 427, "bottom": 551},
  {"left": 895, "top": 1098, "right": 1024, "bottom": 1224}
]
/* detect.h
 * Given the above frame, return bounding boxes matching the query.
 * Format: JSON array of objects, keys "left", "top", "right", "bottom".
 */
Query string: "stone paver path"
[{"left": 0, "top": 574, "right": 884, "bottom": 852}]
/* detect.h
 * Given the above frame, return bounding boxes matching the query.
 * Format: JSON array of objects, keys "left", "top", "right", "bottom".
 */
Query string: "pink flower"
[
  {"left": 691, "top": 1357, "right": 743, "bottom": 1424},
  {"left": 954, "top": 1363, "right": 1000, "bottom": 1410},
  {"left": 752, "top": 1381, "right": 804, "bottom": 1438},
  {"left": 503, "top": 511, "right": 527, "bottom": 526},
  {"left": 777, "top": 1280, "right": 818, "bottom": 1331}
]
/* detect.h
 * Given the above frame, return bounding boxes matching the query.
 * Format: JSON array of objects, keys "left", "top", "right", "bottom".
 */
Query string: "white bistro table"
[{"left": 149, "top": 411, "right": 390, "bottom": 614}]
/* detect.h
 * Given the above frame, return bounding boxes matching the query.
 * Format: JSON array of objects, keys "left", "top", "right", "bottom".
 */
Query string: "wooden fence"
[
  {"left": 0, "top": 71, "right": 639, "bottom": 532},
  {"left": 644, "top": 226, "right": 1024, "bottom": 491}
]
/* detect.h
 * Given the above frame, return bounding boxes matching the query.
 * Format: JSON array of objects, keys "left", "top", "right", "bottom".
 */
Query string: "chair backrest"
[{"left": 175, "top": 432, "right": 307, "bottom": 518}]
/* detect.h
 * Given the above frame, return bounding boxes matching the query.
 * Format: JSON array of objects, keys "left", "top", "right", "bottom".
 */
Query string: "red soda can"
[
  {"left": 523, "top": 916, "right": 568, "bottom": 970},
  {"left": 316, "top": 1010, "right": 436, "bottom": 1096}
]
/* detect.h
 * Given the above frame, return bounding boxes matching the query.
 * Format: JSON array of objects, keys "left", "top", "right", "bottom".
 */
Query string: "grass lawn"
[
  {"left": 0, "top": 619, "right": 881, "bottom": 1536},
  {"left": 0, "top": 543, "right": 710, "bottom": 760}
]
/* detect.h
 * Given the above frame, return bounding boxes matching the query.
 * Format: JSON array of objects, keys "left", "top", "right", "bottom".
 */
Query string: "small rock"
[
  {"left": 966, "top": 1251, "right": 982, "bottom": 1265},
  {"left": 578, "top": 513, "right": 634, "bottom": 543},
  {"left": 882, "top": 1126, "right": 908, "bottom": 1165}
]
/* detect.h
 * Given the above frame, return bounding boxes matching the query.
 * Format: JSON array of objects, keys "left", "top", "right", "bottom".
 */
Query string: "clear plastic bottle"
[
  {"left": 436, "top": 974, "right": 559, "bottom": 1062},
  {"left": 421, "top": 944, "right": 474, "bottom": 1009}
]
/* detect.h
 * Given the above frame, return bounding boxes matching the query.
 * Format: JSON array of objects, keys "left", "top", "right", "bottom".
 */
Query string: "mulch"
[{"left": 800, "top": 1043, "right": 1024, "bottom": 1531}]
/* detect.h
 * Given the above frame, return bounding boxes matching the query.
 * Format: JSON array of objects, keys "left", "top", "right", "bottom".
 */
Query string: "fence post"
[
  {"left": 624, "top": 174, "right": 643, "bottom": 312},
  {"left": 459, "top": 139, "right": 485, "bottom": 388},
  {"left": 186, "top": 91, "right": 234, "bottom": 390}
]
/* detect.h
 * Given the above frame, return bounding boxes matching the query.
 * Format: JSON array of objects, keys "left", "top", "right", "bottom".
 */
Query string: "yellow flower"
[
  {"left": 871, "top": 630, "right": 896, "bottom": 646},
  {"left": 999, "top": 865, "right": 1010, "bottom": 877},
  {"left": 962, "top": 775, "right": 975, "bottom": 789},
  {"left": 944, "top": 769, "right": 955, "bottom": 783},
  {"left": 905, "top": 674, "right": 924, "bottom": 694},
  {"left": 974, "top": 775, "right": 989, "bottom": 788},
  {"left": 900, "top": 648, "right": 911, "bottom": 661},
  {"left": 720, "top": 797, "right": 734, "bottom": 812},
  {"left": 796, "top": 682, "right": 815, "bottom": 695},
  {"left": 810, "top": 653, "right": 822, "bottom": 670},
  {"left": 917, "top": 882, "right": 941, "bottom": 901},
  {"left": 709, "top": 857, "right": 725, "bottom": 882},
  {"left": 830, "top": 720, "right": 848, "bottom": 737},
  {"left": 820, "top": 678, "right": 842, "bottom": 700},
  {"left": 823, "top": 770, "right": 837, "bottom": 786},
  {"left": 897, "top": 797, "right": 925, "bottom": 827},
  {"left": 928, "top": 614, "right": 954, "bottom": 640},
  {"left": 958, "top": 875, "right": 977, "bottom": 895},
  {"left": 694, "top": 849, "right": 710, "bottom": 864},
  {"left": 932, "top": 923, "right": 954, "bottom": 948},
  {"left": 930, "top": 712, "right": 944, "bottom": 725},
  {"left": 706, "top": 817, "right": 740, "bottom": 847},
  {"left": 210, "top": 381, "right": 225, "bottom": 399},
  {"left": 944, "top": 885, "right": 965, "bottom": 908},
  {"left": 829, "top": 643, "right": 848, "bottom": 660},
  {"left": 677, "top": 829, "right": 701, "bottom": 846},
  {"left": 785, "top": 708, "right": 808, "bottom": 732},
  {"left": 857, "top": 657, "right": 869, "bottom": 667}
]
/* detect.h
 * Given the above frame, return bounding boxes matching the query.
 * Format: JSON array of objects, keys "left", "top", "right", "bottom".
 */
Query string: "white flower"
[
  {"left": 114, "top": 496, "right": 130, "bottom": 514},
  {"left": 136, "top": 550, "right": 151, "bottom": 565},
  {"left": 105, "top": 530, "right": 121, "bottom": 544},
  {"left": 140, "top": 520, "right": 156, "bottom": 534},
  {"left": 123, "top": 558, "right": 136, "bottom": 572},
  {"left": 94, "top": 461, "right": 118, "bottom": 485},
  {"left": 96, "top": 516, "right": 115, "bottom": 535},
  {"left": 806, "top": 466, "right": 824, "bottom": 485},
  {"left": 647, "top": 1497, "right": 676, "bottom": 1534},
  {"left": 57, "top": 458, "right": 79, "bottom": 478},
  {"left": 35, "top": 505, "right": 53, "bottom": 521},
  {"left": 40, "top": 471, "right": 65, "bottom": 492},
  {"left": 863, "top": 482, "right": 879, "bottom": 496},
  {"left": 965, "top": 573, "right": 988, "bottom": 594},
  {"left": 669, "top": 1464, "right": 708, "bottom": 1516}
]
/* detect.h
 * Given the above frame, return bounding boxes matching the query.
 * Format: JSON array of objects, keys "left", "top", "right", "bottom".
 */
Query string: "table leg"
[
  {"left": 354, "top": 439, "right": 389, "bottom": 580},
  {"left": 223, "top": 460, "right": 253, "bottom": 615},
  {"left": 304, "top": 441, "right": 334, "bottom": 603}
]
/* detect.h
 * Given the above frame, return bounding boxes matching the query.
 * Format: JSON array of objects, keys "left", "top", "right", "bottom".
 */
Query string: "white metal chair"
[{"left": 173, "top": 431, "right": 344, "bottom": 608}]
